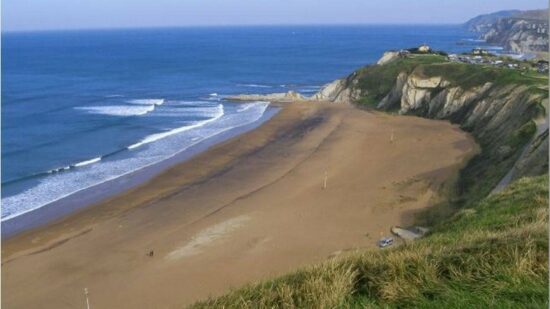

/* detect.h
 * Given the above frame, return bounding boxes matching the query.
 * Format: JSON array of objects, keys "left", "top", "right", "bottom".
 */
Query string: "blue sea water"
[{"left": 2, "top": 25, "right": 486, "bottom": 221}]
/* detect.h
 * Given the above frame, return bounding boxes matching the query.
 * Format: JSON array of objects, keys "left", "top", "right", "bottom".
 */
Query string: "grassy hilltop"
[{"left": 353, "top": 54, "right": 548, "bottom": 106}]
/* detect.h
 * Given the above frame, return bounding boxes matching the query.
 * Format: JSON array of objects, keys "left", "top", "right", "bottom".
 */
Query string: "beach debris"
[
  {"left": 391, "top": 226, "right": 429, "bottom": 241},
  {"left": 147, "top": 250, "right": 154, "bottom": 257},
  {"left": 390, "top": 129, "right": 395, "bottom": 143},
  {"left": 378, "top": 237, "right": 394, "bottom": 248},
  {"left": 323, "top": 171, "right": 328, "bottom": 189}
]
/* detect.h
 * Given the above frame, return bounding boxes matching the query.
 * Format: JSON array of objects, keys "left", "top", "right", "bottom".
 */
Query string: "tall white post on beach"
[
  {"left": 84, "top": 288, "right": 90, "bottom": 309},
  {"left": 323, "top": 171, "right": 328, "bottom": 189}
]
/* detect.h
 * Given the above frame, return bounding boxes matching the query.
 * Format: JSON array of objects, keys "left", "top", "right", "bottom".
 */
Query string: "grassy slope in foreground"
[{"left": 191, "top": 175, "right": 548, "bottom": 308}]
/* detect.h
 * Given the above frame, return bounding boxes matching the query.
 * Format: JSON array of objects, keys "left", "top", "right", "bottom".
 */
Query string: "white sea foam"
[
  {"left": 152, "top": 101, "right": 222, "bottom": 116},
  {"left": 128, "top": 99, "right": 165, "bottom": 106},
  {"left": 73, "top": 157, "right": 102, "bottom": 167},
  {"left": 237, "top": 101, "right": 269, "bottom": 112},
  {"left": 205, "top": 93, "right": 221, "bottom": 101},
  {"left": 237, "top": 83, "right": 272, "bottom": 88},
  {"left": 463, "top": 38, "right": 486, "bottom": 42},
  {"left": 169, "top": 100, "right": 213, "bottom": 107},
  {"left": 203, "top": 95, "right": 222, "bottom": 102},
  {"left": 105, "top": 94, "right": 124, "bottom": 98},
  {"left": 47, "top": 166, "right": 71, "bottom": 174},
  {"left": 2, "top": 101, "right": 271, "bottom": 222},
  {"left": 127, "top": 104, "right": 225, "bottom": 150},
  {"left": 76, "top": 105, "right": 156, "bottom": 116}
]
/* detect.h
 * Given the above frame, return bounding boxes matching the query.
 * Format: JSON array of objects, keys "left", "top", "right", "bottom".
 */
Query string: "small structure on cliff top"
[
  {"left": 472, "top": 47, "right": 490, "bottom": 55},
  {"left": 418, "top": 44, "right": 431, "bottom": 53}
]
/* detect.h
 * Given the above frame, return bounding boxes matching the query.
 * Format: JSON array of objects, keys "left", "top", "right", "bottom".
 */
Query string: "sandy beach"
[{"left": 2, "top": 101, "right": 477, "bottom": 308}]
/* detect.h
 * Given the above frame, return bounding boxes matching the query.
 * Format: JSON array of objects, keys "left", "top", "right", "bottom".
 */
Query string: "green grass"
[
  {"left": 352, "top": 55, "right": 447, "bottom": 103},
  {"left": 352, "top": 56, "right": 548, "bottom": 106},
  {"left": 458, "top": 120, "right": 539, "bottom": 204},
  {"left": 508, "top": 121, "right": 538, "bottom": 149},
  {"left": 191, "top": 176, "right": 549, "bottom": 308},
  {"left": 419, "top": 63, "right": 547, "bottom": 89}
]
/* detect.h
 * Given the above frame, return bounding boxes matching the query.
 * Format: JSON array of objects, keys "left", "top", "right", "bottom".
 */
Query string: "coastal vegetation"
[
  {"left": 354, "top": 55, "right": 448, "bottom": 105},
  {"left": 354, "top": 54, "right": 548, "bottom": 106},
  {"left": 192, "top": 175, "right": 549, "bottom": 308}
]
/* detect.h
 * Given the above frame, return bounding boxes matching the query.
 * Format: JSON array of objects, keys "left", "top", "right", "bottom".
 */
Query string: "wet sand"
[{"left": 2, "top": 101, "right": 477, "bottom": 308}]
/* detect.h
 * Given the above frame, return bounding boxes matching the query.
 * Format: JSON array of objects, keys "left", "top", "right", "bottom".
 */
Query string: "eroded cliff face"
[
  {"left": 464, "top": 10, "right": 521, "bottom": 33},
  {"left": 309, "top": 78, "right": 361, "bottom": 103},
  {"left": 314, "top": 65, "right": 548, "bottom": 200},
  {"left": 482, "top": 17, "right": 549, "bottom": 53},
  {"left": 376, "top": 71, "right": 543, "bottom": 139},
  {"left": 464, "top": 9, "right": 549, "bottom": 54}
]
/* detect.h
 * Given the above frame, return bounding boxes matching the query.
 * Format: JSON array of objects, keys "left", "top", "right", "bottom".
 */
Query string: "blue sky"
[{"left": 2, "top": 0, "right": 548, "bottom": 32}]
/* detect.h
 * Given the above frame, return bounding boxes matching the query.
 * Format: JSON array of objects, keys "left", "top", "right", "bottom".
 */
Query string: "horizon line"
[{"left": 2, "top": 22, "right": 465, "bottom": 34}]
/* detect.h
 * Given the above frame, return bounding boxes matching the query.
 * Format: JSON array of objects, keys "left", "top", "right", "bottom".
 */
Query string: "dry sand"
[{"left": 2, "top": 102, "right": 477, "bottom": 308}]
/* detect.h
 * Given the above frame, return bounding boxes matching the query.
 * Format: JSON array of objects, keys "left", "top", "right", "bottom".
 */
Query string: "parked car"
[{"left": 378, "top": 237, "right": 394, "bottom": 248}]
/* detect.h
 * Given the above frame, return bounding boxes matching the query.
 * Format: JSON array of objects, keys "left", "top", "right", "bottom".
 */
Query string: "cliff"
[
  {"left": 313, "top": 54, "right": 549, "bottom": 202},
  {"left": 465, "top": 9, "right": 549, "bottom": 53},
  {"left": 464, "top": 10, "right": 521, "bottom": 32},
  {"left": 482, "top": 16, "right": 549, "bottom": 53}
]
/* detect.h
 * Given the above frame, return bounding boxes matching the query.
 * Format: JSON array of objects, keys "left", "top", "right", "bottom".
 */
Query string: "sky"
[{"left": 2, "top": 0, "right": 548, "bottom": 32}]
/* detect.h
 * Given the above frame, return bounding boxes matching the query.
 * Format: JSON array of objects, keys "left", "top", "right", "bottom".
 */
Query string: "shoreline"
[
  {"left": 2, "top": 101, "right": 478, "bottom": 308},
  {"left": 2, "top": 106, "right": 279, "bottom": 238}
]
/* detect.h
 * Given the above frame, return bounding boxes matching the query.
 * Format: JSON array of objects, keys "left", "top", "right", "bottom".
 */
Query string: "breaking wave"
[
  {"left": 73, "top": 157, "right": 102, "bottom": 167},
  {"left": 237, "top": 83, "right": 273, "bottom": 88},
  {"left": 128, "top": 99, "right": 165, "bottom": 106},
  {"left": 2, "top": 100, "right": 272, "bottom": 222},
  {"left": 127, "top": 104, "right": 225, "bottom": 150},
  {"left": 237, "top": 101, "right": 269, "bottom": 112},
  {"left": 75, "top": 105, "right": 156, "bottom": 116}
]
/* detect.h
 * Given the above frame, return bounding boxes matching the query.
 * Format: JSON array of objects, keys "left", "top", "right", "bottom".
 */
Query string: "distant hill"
[
  {"left": 464, "top": 10, "right": 521, "bottom": 32},
  {"left": 465, "top": 9, "right": 549, "bottom": 53},
  {"left": 515, "top": 8, "right": 549, "bottom": 20}
]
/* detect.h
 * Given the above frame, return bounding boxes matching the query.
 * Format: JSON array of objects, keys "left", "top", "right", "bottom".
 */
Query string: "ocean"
[{"left": 2, "top": 25, "right": 491, "bottom": 223}]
